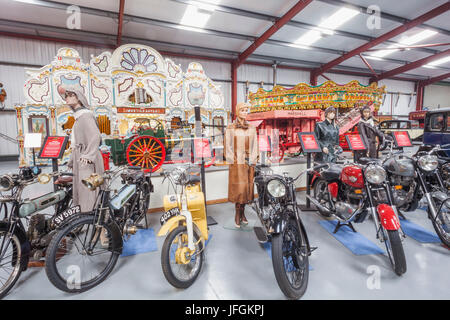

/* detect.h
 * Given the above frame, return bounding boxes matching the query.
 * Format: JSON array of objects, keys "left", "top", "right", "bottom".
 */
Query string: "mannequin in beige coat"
[
  {"left": 58, "top": 86, "right": 104, "bottom": 213},
  {"left": 225, "top": 103, "right": 259, "bottom": 228}
]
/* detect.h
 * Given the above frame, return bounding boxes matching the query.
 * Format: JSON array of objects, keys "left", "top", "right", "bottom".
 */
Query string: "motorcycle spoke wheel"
[
  {"left": 0, "top": 231, "right": 22, "bottom": 299},
  {"left": 381, "top": 228, "right": 406, "bottom": 276},
  {"left": 429, "top": 199, "right": 450, "bottom": 247},
  {"left": 161, "top": 226, "right": 203, "bottom": 289},
  {"left": 45, "top": 216, "right": 120, "bottom": 293}
]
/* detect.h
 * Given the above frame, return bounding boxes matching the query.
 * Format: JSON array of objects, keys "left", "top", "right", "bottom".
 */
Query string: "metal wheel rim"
[
  {"left": 168, "top": 230, "right": 201, "bottom": 282},
  {"left": 0, "top": 232, "right": 21, "bottom": 295},
  {"left": 281, "top": 222, "right": 307, "bottom": 290}
]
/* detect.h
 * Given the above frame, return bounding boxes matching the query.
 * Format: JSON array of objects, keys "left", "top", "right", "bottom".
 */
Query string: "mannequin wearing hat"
[
  {"left": 354, "top": 104, "right": 384, "bottom": 163},
  {"left": 58, "top": 85, "right": 104, "bottom": 213},
  {"left": 314, "top": 106, "right": 340, "bottom": 163},
  {"left": 225, "top": 103, "right": 259, "bottom": 228}
]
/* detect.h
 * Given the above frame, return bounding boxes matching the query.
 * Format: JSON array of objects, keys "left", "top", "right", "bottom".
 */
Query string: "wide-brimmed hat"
[{"left": 57, "top": 85, "right": 89, "bottom": 108}]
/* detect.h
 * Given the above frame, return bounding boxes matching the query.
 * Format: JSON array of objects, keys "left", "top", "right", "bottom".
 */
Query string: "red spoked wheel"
[{"left": 126, "top": 136, "right": 166, "bottom": 172}]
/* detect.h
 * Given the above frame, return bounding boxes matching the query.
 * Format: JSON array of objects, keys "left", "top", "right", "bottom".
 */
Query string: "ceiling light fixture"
[
  {"left": 294, "top": 7, "right": 359, "bottom": 46},
  {"left": 424, "top": 56, "right": 450, "bottom": 68},
  {"left": 180, "top": 1, "right": 220, "bottom": 29}
]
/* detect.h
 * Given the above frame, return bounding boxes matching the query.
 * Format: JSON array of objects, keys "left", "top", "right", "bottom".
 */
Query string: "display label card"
[
  {"left": 38, "top": 136, "right": 68, "bottom": 159},
  {"left": 346, "top": 134, "right": 367, "bottom": 151},
  {"left": 392, "top": 131, "right": 412, "bottom": 147},
  {"left": 193, "top": 138, "right": 212, "bottom": 162},
  {"left": 297, "top": 132, "right": 321, "bottom": 153},
  {"left": 24, "top": 133, "right": 42, "bottom": 149},
  {"left": 258, "top": 135, "right": 271, "bottom": 152}
]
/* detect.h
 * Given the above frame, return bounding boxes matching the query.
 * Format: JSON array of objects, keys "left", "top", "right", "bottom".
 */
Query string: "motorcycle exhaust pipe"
[{"left": 305, "top": 195, "right": 334, "bottom": 217}]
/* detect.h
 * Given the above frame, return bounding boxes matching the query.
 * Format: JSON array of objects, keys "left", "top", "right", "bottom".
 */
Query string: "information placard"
[
  {"left": 346, "top": 134, "right": 367, "bottom": 151},
  {"left": 258, "top": 135, "right": 271, "bottom": 152},
  {"left": 193, "top": 138, "right": 212, "bottom": 162},
  {"left": 392, "top": 131, "right": 412, "bottom": 148},
  {"left": 38, "top": 136, "right": 68, "bottom": 159},
  {"left": 297, "top": 132, "right": 321, "bottom": 153}
]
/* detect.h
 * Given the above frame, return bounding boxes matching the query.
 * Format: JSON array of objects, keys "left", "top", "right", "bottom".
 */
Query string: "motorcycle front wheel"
[
  {"left": 271, "top": 217, "right": 309, "bottom": 300},
  {"left": 0, "top": 228, "right": 23, "bottom": 299},
  {"left": 45, "top": 215, "right": 121, "bottom": 293},
  {"left": 381, "top": 228, "right": 407, "bottom": 276},
  {"left": 428, "top": 198, "right": 450, "bottom": 247},
  {"left": 161, "top": 225, "right": 204, "bottom": 289}
]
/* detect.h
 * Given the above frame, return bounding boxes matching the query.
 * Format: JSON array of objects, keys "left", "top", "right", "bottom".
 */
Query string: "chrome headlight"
[
  {"left": 418, "top": 155, "right": 438, "bottom": 171},
  {"left": 0, "top": 175, "right": 14, "bottom": 192},
  {"left": 364, "top": 165, "right": 386, "bottom": 184},
  {"left": 267, "top": 179, "right": 287, "bottom": 198}
]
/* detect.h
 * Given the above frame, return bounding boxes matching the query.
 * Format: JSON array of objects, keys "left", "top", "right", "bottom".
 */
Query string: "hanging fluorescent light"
[
  {"left": 294, "top": 7, "right": 359, "bottom": 46},
  {"left": 370, "top": 29, "right": 438, "bottom": 58},
  {"left": 180, "top": 1, "right": 220, "bottom": 29}
]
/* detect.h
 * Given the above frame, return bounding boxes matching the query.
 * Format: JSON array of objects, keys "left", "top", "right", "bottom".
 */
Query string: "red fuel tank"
[{"left": 340, "top": 165, "right": 364, "bottom": 188}]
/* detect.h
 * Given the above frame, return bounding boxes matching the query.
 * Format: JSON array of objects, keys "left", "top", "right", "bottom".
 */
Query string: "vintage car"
[
  {"left": 378, "top": 120, "right": 423, "bottom": 142},
  {"left": 423, "top": 109, "right": 450, "bottom": 157}
]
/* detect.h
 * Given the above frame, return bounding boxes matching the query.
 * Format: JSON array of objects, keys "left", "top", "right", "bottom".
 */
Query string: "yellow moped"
[{"left": 157, "top": 166, "right": 208, "bottom": 288}]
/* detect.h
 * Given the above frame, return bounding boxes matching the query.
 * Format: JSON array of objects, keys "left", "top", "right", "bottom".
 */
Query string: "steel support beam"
[
  {"left": 371, "top": 49, "right": 450, "bottom": 83},
  {"left": 415, "top": 83, "right": 424, "bottom": 111},
  {"left": 419, "top": 72, "right": 450, "bottom": 87},
  {"left": 235, "top": 0, "right": 314, "bottom": 67},
  {"left": 313, "top": 2, "right": 450, "bottom": 77},
  {"left": 117, "top": 0, "right": 125, "bottom": 47}
]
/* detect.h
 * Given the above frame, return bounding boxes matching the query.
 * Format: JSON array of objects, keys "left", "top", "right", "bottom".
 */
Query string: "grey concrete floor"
[{"left": 0, "top": 160, "right": 449, "bottom": 300}]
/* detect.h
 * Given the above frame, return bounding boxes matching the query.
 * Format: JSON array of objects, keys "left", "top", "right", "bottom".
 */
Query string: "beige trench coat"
[
  {"left": 225, "top": 122, "right": 259, "bottom": 204},
  {"left": 68, "top": 110, "right": 104, "bottom": 213}
]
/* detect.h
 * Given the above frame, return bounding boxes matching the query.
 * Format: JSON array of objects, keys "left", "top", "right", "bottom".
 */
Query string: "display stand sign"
[
  {"left": 24, "top": 133, "right": 42, "bottom": 166},
  {"left": 297, "top": 132, "right": 320, "bottom": 211},
  {"left": 38, "top": 136, "right": 68, "bottom": 159},
  {"left": 392, "top": 131, "right": 412, "bottom": 148},
  {"left": 192, "top": 138, "right": 213, "bottom": 163},
  {"left": 38, "top": 136, "right": 68, "bottom": 191},
  {"left": 345, "top": 134, "right": 367, "bottom": 151},
  {"left": 297, "top": 132, "right": 321, "bottom": 153}
]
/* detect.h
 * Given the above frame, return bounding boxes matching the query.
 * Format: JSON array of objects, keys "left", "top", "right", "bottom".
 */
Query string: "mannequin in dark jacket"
[
  {"left": 314, "top": 106, "right": 340, "bottom": 163},
  {"left": 354, "top": 104, "right": 384, "bottom": 162}
]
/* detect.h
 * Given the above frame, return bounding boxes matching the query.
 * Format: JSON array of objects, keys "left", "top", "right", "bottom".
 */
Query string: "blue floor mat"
[
  {"left": 121, "top": 228, "right": 158, "bottom": 257},
  {"left": 319, "top": 220, "right": 385, "bottom": 255},
  {"left": 260, "top": 242, "right": 313, "bottom": 271},
  {"left": 399, "top": 219, "right": 441, "bottom": 243}
]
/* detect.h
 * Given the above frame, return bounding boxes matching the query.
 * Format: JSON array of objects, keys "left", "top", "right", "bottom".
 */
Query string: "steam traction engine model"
[
  {"left": 17, "top": 45, "right": 228, "bottom": 170},
  {"left": 247, "top": 80, "right": 385, "bottom": 160}
]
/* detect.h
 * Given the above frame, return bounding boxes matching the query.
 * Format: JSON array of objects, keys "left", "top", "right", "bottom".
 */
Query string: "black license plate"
[
  {"left": 160, "top": 207, "right": 180, "bottom": 225},
  {"left": 53, "top": 205, "right": 81, "bottom": 227}
]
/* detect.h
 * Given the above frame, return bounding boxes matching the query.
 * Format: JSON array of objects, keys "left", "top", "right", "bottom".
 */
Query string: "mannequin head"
[
  {"left": 360, "top": 104, "right": 372, "bottom": 120},
  {"left": 324, "top": 106, "right": 337, "bottom": 122},
  {"left": 58, "top": 85, "right": 88, "bottom": 111},
  {"left": 236, "top": 102, "right": 249, "bottom": 121}
]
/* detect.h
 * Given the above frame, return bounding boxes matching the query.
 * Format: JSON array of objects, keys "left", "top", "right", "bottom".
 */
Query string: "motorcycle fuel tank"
[
  {"left": 19, "top": 190, "right": 67, "bottom": 218},
  {"left": 384, "top": 156, "right": 415, "bottom": 177},
  {"left": 340, "top": 165, "right": 364, "bottom": 188}
]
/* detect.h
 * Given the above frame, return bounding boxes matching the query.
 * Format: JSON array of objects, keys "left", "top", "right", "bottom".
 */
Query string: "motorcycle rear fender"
[
  {"left": 0, "top": 221, "right": 30, "bottom": 272},
  {"left": 106, "top": 218, "right": 123, "bottom": 255},
  {"left": 376, "top": 204, "right": 401, "bottom": 231}
]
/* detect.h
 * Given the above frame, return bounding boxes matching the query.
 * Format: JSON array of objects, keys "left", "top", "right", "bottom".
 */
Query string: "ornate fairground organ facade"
[
  {"left": 17, "top": 45, "right": 228, "bottom": 167},
  {"left": 247, "top": 80, "right": 385, "bottom": 157}
]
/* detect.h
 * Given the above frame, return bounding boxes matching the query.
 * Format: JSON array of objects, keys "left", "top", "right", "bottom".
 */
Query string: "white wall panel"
[
  {"left": 0, "top": 111, "right": 19, "bottom": 156},
  {"left": 0, "top": 65, "right": 26, "bottom": 109},
  {"left": 423, "top": 84, "right": 450, "bottom": 110},
  {"left": 378, "top": 79, "right": 416, "bottom": 116}
]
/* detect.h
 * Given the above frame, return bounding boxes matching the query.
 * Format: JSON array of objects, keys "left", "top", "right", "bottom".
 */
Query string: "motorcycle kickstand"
[{"left": 333, "top": 220, "right": 357, "bottom": 234}]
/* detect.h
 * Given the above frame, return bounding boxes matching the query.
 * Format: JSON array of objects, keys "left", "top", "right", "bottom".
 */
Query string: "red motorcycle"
[{"left": 307, "top": 153, "right": 407, "bottom": 276}]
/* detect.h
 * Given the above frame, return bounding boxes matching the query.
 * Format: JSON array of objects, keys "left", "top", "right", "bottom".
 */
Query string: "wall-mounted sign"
[{"left": 297, "top": 132, "right": 321, "bottom": 153}]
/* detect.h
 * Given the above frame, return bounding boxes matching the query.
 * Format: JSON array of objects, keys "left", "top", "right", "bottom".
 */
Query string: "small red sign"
[
  {"left": 193, "top": 138, "right": 212, "bottom": 160},
  {"left": 38, "top": 136, "right": 68, "bottom": 159},
  {"left": 297, "top": 132, "right": 321, "bottom": 153},
  {"left": 346, "top": 134, "right": 367, "bottom": 151},
  {"left": 258, "top": 135, "right": 271, "bottom": 152},
  {"left": 393, "top": 131, "right": 412, "bottom": 147}
]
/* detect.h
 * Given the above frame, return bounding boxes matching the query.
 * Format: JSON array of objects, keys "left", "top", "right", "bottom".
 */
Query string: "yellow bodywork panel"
[{"left": 157, "top": 215, "right": 185, "bottom": 237}]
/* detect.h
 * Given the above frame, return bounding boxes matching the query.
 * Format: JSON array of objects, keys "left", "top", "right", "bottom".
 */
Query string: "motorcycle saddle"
[
  {"left": 358, "top": 157, "right": 382, "bottom": 165},
  {"left": 54, "top": 176, "right": 73, "bottom": 185},
  {"left": 321, "top": 164, "right": 343, "bottom": 182}
]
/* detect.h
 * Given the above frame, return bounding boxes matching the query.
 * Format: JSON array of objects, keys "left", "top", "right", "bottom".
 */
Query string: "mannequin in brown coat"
[{"left": 225, "top": 103, "right": 259, "bottom": 228}]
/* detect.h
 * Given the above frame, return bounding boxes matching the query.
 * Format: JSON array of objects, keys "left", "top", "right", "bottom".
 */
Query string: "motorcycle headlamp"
[
  {"left": 0, "top": 175, "right": 14, "bottom": 192},
  {"left": 267, "top": 178, "right": 287, "bottom": 198},
  {"left": 364, "top": 165, "right": 386, "bottom": 185},
  {"left": 418, "top": 155, "right": 438, "bottom": 172}
]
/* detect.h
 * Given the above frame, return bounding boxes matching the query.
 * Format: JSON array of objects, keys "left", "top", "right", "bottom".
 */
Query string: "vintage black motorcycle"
[
  {"left": 251, "top": 164, "right": 314, "bottom": 300},
  {"left": 0, "top": 167, "right": 73, "bottom": 298},
  {"left": 393, "top": 144, "right": 450, "bottom": 247},
  {"left": 44, "top": 166, "right": 152, "bottom": 293}
]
